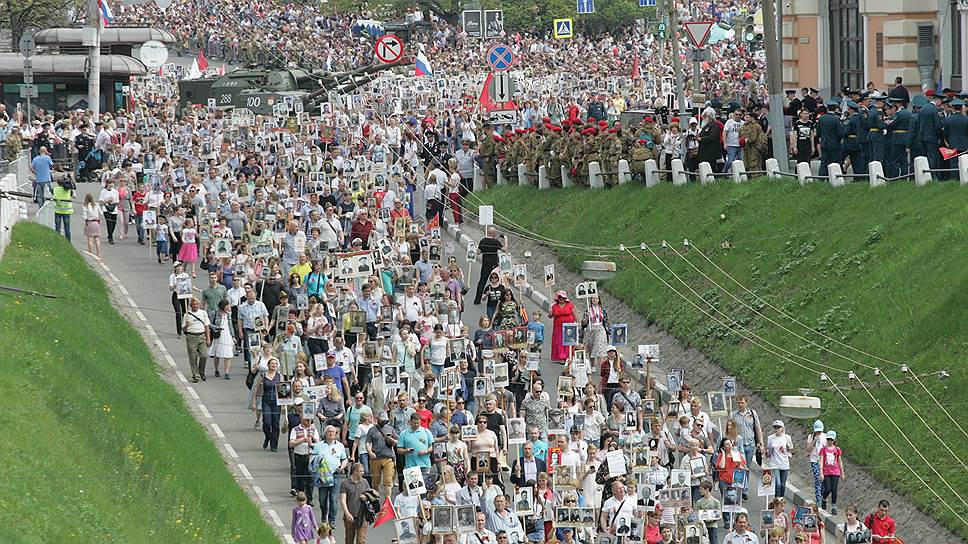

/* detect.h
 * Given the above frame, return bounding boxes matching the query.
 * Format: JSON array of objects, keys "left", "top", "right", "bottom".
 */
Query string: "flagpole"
[{"left": 87, "top": 0, "right": 101, "bottom": 119}]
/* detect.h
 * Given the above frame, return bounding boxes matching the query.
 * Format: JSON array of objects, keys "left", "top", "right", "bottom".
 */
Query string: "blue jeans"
[
  {"left": 33, "top": 181, "right": 50, "bottom": 205},
  {"left": 773, "top": 468, "right": 789, "bottom": 498},
  {"left": 318, "top": 474, "right": 343, "bottom": 526},
  {"left": 55, "top": 213, "right": 71, "bottom": 241},
  {"left": 723, "top": 146, "right": 743, "bottom": 172}
]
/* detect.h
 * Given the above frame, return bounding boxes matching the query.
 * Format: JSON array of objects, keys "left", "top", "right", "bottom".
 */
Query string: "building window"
[
  {"left": 876, "top": 33, "right": 883, "bottom": 67},
  {"left": 830, "top": 0, "right": 864, "bottom": 91}
]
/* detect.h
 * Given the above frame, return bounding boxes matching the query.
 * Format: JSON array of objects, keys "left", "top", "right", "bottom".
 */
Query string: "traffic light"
[{"left": 742, "top": 15, "right": 762, "bottom": 42}]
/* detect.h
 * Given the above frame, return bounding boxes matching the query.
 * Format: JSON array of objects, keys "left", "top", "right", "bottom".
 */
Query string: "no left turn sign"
[{"left": 375, "top": 34, "right": 405, "bottom": 64}]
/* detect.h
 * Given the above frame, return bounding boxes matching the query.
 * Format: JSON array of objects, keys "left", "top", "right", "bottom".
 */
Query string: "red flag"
[
  {"left": 372, "top": 497, "right": 396, "bottom": 528},
  {"left": 197, "top": 51, "right": 209, "bottom": 72},
  {"left": 427, "top": 213, "right": 440, "bottom": 230},
  {"left": 940, "top": 147, "right": 961, "bottom": 161},
  {"left": 631, "top": 55, "right": 640, "bottom": 80},
  {"left": 478, "top": 72, "right": 518, "bottom": 113}
]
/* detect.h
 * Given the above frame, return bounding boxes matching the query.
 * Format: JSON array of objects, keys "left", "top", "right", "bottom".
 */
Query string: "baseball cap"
[
  {"left": 772, "top": 420, "right": 784, "bottom": 428},
  {"left": 294, "top": 397, "right": 305, "bottom": 406},
  {"left": 326, "top": 351, "right": 336, "bottom": 358},
  {"left": 826, "top": 430, "right": 837, "bottom": 440},
  {"left": 813, "top": 420, "right": 824, "bottom": 432}
]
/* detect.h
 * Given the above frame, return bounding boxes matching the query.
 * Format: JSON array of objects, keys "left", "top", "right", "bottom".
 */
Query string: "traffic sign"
[
  {"left": 657, "top": 22, "right": 667, "bottom": 38},
  {"left": 18, "top": 34, "right": 34, "bottom": 57},
  {"left": 19, "top": 84, "right": 38, "bottom": 99},
  {"left": 553, "top": 18, "right": 574, "bottom": 39},
  {"left": 489, "top": 110, "right": 517, "bottom": 125},
  {"left": 639, "top": 0, "right": 656, "bottom": 6},
  {"left": 683, "top": 21, "right": 715, "bottom": 48},
  {"left": 489, "top": 72, "right": 513, "bottom": 103},
  {"left": 139, "top": 40, "right": 169, "bottom": 68},
  {"left": 375, "top": 34, "right": 405, "bottom": 64},
  {"left": 486, "top": 44, "right": 515, "bottom": 72},
  {"left": 577, "top": 0, "right": 595, "bottom": 14}
]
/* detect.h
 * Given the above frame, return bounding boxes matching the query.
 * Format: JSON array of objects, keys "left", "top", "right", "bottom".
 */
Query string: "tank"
[{"left": 178, "top": 61, "right": 412, "bottom": 115}]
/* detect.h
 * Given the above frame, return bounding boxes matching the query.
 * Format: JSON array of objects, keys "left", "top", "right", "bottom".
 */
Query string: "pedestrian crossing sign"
[{"left": 553, "top": 18, "right": 574, "bottom": 39}]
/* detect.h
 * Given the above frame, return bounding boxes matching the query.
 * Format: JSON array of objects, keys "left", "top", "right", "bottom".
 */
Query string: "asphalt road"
[{"left": 66, "top": 187, "right": 571, "bottom": 543}]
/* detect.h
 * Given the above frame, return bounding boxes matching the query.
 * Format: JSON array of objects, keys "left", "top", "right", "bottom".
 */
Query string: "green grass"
[
  {"left": 0, "top": 223, "right": 277, "bottom": 543},
  {"left": 473, "top": 179, "right": 968, "bottom": 539}
]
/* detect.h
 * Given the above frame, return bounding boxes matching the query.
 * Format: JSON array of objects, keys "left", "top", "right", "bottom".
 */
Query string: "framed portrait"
[
  {"left": 723, "top": 375, "right": 737, "bottom": 396},
  {"left": 513, "top": 486, "right": 534, "bottom": 515},
  {"left": 461, "top": 424, "right": 478, "bottom": 441},
  {"left": 403, "top": 466, "right": 427, "bottom": 497},
  {"left": 507, "top": 417, "right": 526, "bottom": 444},
  {"left": 431, "top": 505, "right": 454, "bottom": 534},
  {"left": 393, "top": 517, "right": 419, "bottom": 544},
  {"left": 493, "top": 362, "right": 510, "bottom": 387},
  {"left": 455, "top": 505, "right": 476, "bottom": 534},
  {"left": 666, "top": 369, "right": 684, "bottom": 392},
  {"left": 562, "top": 323, "right": 579, "bottom": 346},
  {"left": 275, "top": 381, "right": 294, "bottom": 406},
  {"left": 708, "top": 391, "right": 728, "bottom": 416}
]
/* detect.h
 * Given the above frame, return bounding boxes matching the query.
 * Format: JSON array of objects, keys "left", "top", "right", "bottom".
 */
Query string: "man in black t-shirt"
[
  {"left": 473, "top": 227, "right": 507, "bottom": 304},
  {"left": 790, "top": 109, "right": 816, "bottom": 163}
]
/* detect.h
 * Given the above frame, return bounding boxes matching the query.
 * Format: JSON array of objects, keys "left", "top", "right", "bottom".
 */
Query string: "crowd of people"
[{"left": 0, "top": 3, "right": 932, "bottom": 544}]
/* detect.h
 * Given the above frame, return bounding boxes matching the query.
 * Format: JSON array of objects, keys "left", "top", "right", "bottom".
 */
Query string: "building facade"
[{"left": 782, "top": 0, "right": 965, "bottom": 94}]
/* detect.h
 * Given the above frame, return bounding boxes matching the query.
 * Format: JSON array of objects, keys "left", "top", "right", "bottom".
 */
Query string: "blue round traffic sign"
[{"left": 486, "top": 44, "right": 515, "bottom": 72}]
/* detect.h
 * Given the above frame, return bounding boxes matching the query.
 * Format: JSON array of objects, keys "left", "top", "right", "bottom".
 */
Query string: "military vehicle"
[{"left": 178, "top": 61, "right": 411, "bottom": 116}]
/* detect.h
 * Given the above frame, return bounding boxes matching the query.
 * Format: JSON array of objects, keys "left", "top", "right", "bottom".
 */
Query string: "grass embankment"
[
  {"left": 0, "top": 223, "right": 277, "bottom": 543},
  {"left": 474, "top": 180, "right": 968, "bottom": 539}
]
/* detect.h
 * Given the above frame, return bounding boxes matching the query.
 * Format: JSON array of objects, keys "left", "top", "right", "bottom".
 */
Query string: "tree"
[{"left": 0, "top": 0, "right": 85, "bottom": 51}]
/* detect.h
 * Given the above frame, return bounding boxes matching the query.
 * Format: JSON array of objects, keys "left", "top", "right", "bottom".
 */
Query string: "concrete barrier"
[
  {"left": 618, "top": 159, "right": 631, "bottom": 185},
  {"left": 644, "top": 159, "right": 660, "bottom": 187},
  {"left": 869, "top": 161, "right": 885, "bottom": 187},
  {"left": 796, "top": 161, "right": 812, "bottom": 185},
  {"left": 765, "top": 158, "right": 780, "bottom": 179},
  {"left": 588, "top": 161, "right": 604, "bottom": 188},
  {"left": 913, "top": 155, "right": 931, "bottom": 187},
  {"left": 538, "top": 165, "right": 549, "bottom": 189},
  {"left": 671, "top": 159, "right": 687, "bottom": 186},
  {"left": 810, "top": 159, "right": 821, "bottom": 176},
  {"left": 497, "top": 167, "right": 507, "bottom": 186},
  {"left": 828, "top": 163, "right": 845, "bottom": 187},
  {"left": 561, "top": 166, "right": 573, "bottom": 188},
  {"left": 698, "top": 162, "right": 715, "bottom": 185},
  {"left": 960, "top": 155, "right": 968, "bottom": 187},
  {"left": 473, "top": 165, "right": 484, "bottom": 191},
  {"left": 517, "top": 163, "right": 529, "bottom": 187},
  {"left": 731, "top": 160, "right": 747, "bottom": 183}
]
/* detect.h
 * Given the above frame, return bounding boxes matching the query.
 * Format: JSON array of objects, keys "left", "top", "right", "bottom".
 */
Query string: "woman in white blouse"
[{"left": 82, "top": 193, "right": 102, "bottom": 258}]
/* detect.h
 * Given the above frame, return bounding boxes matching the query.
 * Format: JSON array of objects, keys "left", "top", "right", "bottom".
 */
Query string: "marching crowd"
[{"left": 0, "top": 4, "right": 933, "bottom": 544}]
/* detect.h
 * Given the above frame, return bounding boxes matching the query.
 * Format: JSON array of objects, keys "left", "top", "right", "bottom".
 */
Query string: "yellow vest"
[{"left": 53, "top": 185, "right": 74, "bottom": 215}]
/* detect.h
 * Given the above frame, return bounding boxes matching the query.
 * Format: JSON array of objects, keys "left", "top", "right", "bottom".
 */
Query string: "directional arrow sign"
[
  {"left": 375, "top": 34, "right": 405, "bottom": 64},
  {"left": 489, "top": 72, "right": 512, "bottom": 103},
  {"left": 683, "top": 21, "right": 715, "bottom": 48}
]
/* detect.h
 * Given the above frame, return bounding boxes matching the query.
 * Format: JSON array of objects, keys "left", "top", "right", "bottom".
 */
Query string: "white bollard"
[
  {"left": 698, "top": 162, "right": 715, "bottom": 185},
  {"left": 671, "top": 159, "right": 687, "bottom": 186},
  {"left": 828, "top": 163, "right": 845, "bottom": 187},
  {"left": 644, "top": 159, "right": 660, "bottom": 187},
  {"left": 561, "top": 166, "right": 573, "bottom": 188},
  {"left": 913, "top": 156, "right": 931, "bottom": 186},
  {"left": 618, "top": 159, "right": 631, "bottom": 185},
  {"left": 959, "top": 155, "right": 968, "bottom": 187},
  {"left": 496, "top": 167, "right": 507, "bottom": 186},
  {"left": 731, "top": 160, "right": 747, "bottom": 183},
  {"left": 589, "top": 162, "right": 604, "bottom": 188},
  {"left": 473, "top": 164, "right": 485, "bottom": 191},
  {"left": 518, "top": 163, "right": 529, "bottom": 187},
  {"left": 538, "top": 165, "right": 549, "bottom": 189},
  {"left": 810, "top": 159, "right": 821, "bottom": 177},
  {"left": 765, "top": 158, "right": 780, "bottom": 180},
  {"left": 869, "top": 161, "right": 885, "bottom": 188},
  {"left": 796, "top": 161, "right": 812, "bottom": 185}
]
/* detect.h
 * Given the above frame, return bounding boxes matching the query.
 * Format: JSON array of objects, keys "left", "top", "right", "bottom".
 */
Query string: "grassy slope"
[
  {"left": 0, "top": 223, "right": 277, "bottom": 543},
  {"left": 474, "top": 180, "right": 968, "bottom": 539}
]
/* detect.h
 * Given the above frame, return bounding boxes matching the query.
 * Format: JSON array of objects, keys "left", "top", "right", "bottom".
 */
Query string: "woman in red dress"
[{"left": 548, "top": 291, "right": 577, "bottom": 363}]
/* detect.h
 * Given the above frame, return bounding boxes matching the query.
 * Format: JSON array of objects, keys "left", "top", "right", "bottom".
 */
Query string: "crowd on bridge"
[{"left": 1, "top": 2, "right": 941, "bottom": 544}]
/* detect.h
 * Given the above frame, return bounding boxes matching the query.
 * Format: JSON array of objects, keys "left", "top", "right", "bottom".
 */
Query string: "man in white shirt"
[
  {"left": 599, "top": 480, "right": 636, "bottom": 536},
  {"left": 330, "top": 335, "right": 356, "bottom": 387},
  {"left": 398, "top": 284, "right": 422, "bottom": 327},
  {"left": 722, "top": 512, "right": 759, "bottom": 543},
  {"left": 722, "top": 109, "right": 745, "bottom": 172},
  {"left": 182, "top": 297, "right": 212, "bottom": 383},
  {"left": 318, "top": 205, "right": 344, "bottom": 250},
  {"left": 459, "top": 511, "right": 497, "bottom": 544},
  {"left": 289, "top": 406, "right": 320, "bottom": 504}
]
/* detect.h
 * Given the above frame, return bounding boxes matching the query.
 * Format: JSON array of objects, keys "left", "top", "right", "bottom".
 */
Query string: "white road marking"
[
  {"left": 253, "top": 485, "right": 269, "bottom": 503},
  {"left": 210, "top": 423, "right": 225, "bottom": 438},
  {"left": 198, "top": 403, "right": 213, "bottom": 419},
  {"left": 223, "top": 442, "right": 239, "bottom": 459},
  {"left": 135, "top": 310, "right": 146, "bottom": 321},
  {"left": 238, "top": 463, "right": 253, "bottom": 480},
  {"left": 118, "top": 284, "right": 129, "bottom": 296},
  {"left": 268, "top": 509, "right": 285, "bottom": 527},
  {"left": 185, "top": 386, "right": 200, "bottom": 400},
  {"left": 175, "top": 371, "right": 188, "bottom": 383}
]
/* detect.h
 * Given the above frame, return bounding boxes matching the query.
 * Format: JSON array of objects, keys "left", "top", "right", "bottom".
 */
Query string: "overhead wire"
[
  {"left": 688, "top": 241, "right": 968, "bottom": 439},
  {"left": 668, "top": 244, "right": 968, "bottom": 465}
]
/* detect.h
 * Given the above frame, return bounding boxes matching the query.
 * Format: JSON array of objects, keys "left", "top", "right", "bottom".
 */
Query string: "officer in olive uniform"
[
  {"left": 817, "top": 99, "right": 846, "bottom": 176},
  {"left": 917, "top": 93, "right": 944, "bottom": 173},
  {"left": 942, "top": 99, "right": 968, "bottom": 154},
  {"left": 856, "top": 93, "right": 871, "bottom": 170},
  {"left": 843, "top": 101, "right": 866, "bottom": 175},
  {"left": 601, "top": 129, "right": 623, "bottom": 186},
  {"left": 884, "top": 98, "right": 913, "bottom": 178},
  {"left": 479, "top": 126, "right": 498, "bottom": 187},
  {"left": 868, "top": 94, "right": 888, "bottom": 164}
]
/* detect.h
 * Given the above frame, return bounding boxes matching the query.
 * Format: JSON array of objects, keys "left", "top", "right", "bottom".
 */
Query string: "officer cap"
[
  {"left": 951, "top": 99, "right": 965, "bottom": 108},
  {"left": 911, "top": 95, "right": 927, "bottom": 108},
  {"left": 824, "top": 98, "right": 839, "bottom": 107},
  {"left": 846, "top": 101, "right": 859, "bottom": 109}
]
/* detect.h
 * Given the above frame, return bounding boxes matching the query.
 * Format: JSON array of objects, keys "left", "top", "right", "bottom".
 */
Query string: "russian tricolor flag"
[
  {"left": 99, "top": 0, "right": 115, "bottom": 25},
  {"left": 415, "top": 51, "right": 433, "bottom": 77}
]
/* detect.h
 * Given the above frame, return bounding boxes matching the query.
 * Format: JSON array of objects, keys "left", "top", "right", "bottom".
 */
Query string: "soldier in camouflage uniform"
[
  {"left": 637, "top": 118, "right": 664, "bottom": 162},
  {"left": 600, "top": 129, "right": 623, "bottom": 186},
  {"left": 738, "top": 111, "right": 768, "bottom": 172},
  {"left": 479, "top": 134, "right": 498, "bottom": 188},
  {"left": 629, "top": 138, "right": 651, "bottom": 182}
]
